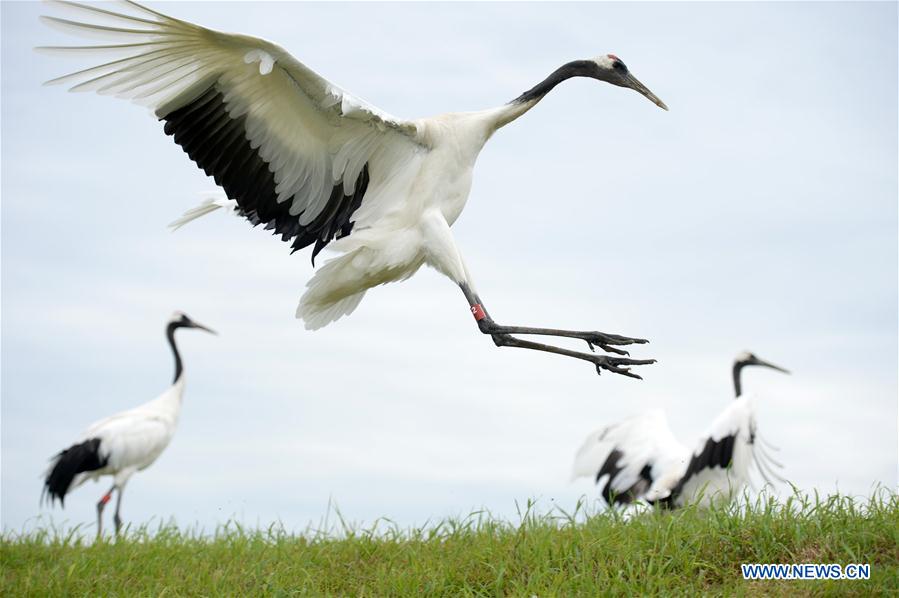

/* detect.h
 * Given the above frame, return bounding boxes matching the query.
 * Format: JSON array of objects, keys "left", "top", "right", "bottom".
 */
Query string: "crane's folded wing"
[{"left": 84, "top": 412, "right": 173, "bottom": 470}]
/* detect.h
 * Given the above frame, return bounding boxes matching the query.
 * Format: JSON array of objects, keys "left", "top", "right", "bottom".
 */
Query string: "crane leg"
[
  {"left": 96, "top": 486, "right": 114, "bottom": 540},
  {"left": 113, "top": 486, "right": 125, "bottom": 536},
  {"left": 459, "top": 283, "right": 655, "bottom": 379}
]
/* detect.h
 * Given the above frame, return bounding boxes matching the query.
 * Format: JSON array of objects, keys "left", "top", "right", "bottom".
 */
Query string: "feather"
[
  {"left": 40, "top": 1, "right": 434, "bottom": 328},
  {"left": 572, "top": 410, "right": 690, "bottom": 506},
  {"left": 168, "top": 194, "right": 237, "bottom": 230}
]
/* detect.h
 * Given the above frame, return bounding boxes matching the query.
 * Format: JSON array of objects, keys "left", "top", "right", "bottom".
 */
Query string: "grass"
[{"left": 2, "top": 491, "right": 897, "bottom": 596}]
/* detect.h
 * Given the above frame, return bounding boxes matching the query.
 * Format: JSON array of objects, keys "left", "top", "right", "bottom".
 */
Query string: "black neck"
[
  {"left": 166, "top": 323, "right": 183, "bottom": 383},
  {"left": 511, "top": 60, "right": 599, "bottom": 104},
  {"left": 732, "top": 362, "right": 746, "bottom": 398}
]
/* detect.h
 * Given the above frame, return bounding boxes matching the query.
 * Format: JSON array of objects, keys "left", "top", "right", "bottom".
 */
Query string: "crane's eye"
[{"left": 613, "top": 60, "right": 627, "bottom": 72}]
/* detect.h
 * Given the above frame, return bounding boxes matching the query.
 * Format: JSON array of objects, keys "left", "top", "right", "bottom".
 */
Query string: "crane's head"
[
  {"left": 169, "top": 311, "right": 217, "bottom": 335},
  {"left": 732, "top": 351, "right": 788, "bottom": 398},
  {"left": 591, "top": 54, "right": 668, "bottom": 111},
  {"left": 734, "top": 351, "right": 789, "bottom": 375}
]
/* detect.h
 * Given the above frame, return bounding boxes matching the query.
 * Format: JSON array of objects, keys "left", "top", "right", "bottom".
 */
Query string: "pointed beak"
[
  {"left": 625, "top": 72, "right": 668, "bottom": 111},
  {"left": 191, "top": 321, "right": 217, "bottom": 335},
  {"left": 754, "top": 358, "right": 790, "bottom": 375}
]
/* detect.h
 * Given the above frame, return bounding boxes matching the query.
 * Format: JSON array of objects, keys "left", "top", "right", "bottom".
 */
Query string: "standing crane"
[
  {"left": 571, "top": 352, "right": 790, "bottom": 508},
  {"left": 42, "top": 312, "right": 215, "bottom": 537},
  {"left": 41, "top": 1, "right": 666, "bottom": 378}
]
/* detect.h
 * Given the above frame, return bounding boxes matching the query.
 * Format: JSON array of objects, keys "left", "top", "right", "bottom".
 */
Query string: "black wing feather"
[
  {"left": 596, "top": 449, "right": 655, "bottom": 506},
  {"left": 160, "top": 85, "right": 369, "bottom": 263},
  {"left": 668, "top": 434, "right": 737, "bottom": 503}
]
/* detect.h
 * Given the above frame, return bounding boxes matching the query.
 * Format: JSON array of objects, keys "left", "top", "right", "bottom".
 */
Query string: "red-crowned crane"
[
  {"left": 40, "top": 1, "right": 667, "bottom": 378},
  {"left": 42, "top": 312, "right": 215, "bottom": 537},
  {"left": 572, "top": 352, "right": 790, "bottom": 508}
]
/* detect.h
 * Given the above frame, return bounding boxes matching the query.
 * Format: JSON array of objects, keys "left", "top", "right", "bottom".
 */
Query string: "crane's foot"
[
  {"left": 581, "top": 331, "right": 649, "bottom": 356},
  {"left": 459, "top": 283, "right": 655, "bottom": 378},
  {"left": 490, "top": 333, "right": 655, "bottom": 379},
  {"left": 587, "top": 353, "right": 656, "bottom": 379},
  {"left": 477, "top": 321, "right": 647, "bottom": 353}
]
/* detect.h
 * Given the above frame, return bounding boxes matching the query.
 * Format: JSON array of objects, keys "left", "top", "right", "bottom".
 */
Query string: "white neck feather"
[
  {"left": 483, "top": 98, "right": 542, "bottom": 133},
  {"left": 142, "top": 377, "right": 186, "bottom": 422}
]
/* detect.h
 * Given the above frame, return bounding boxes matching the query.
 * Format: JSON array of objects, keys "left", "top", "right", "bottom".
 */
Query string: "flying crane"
[{"left": 41, "top": 1, "right": 667, "bottom": 378}]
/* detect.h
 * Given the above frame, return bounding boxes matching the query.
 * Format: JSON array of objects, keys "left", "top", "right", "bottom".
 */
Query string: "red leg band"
[
  {"left": 100, "top": 493, "right": 112, "bottom": 505},
  {"left": 471, "top": 304, "right": 486, "bottom": 321}
]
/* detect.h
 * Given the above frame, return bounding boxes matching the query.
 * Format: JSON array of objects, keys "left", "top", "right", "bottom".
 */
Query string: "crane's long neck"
[
  {"left": 166, "top": 322, "right": 183, "bottom": 384},
  {"left": 732, "top": 362, "right": 746, "bottom": 398},
  {"left": 489, "top": 60, "right": 600, "bottom": 131}
]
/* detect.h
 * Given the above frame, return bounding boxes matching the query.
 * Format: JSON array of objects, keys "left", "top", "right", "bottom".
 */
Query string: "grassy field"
[{"left": 3, "top": 492, "right": 897, "bottom": 596}]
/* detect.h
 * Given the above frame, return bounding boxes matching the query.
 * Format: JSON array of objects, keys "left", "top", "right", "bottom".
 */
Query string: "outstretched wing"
[
  {"left": 41, "top": 0, "right": 427, "bottom": 262},
  {"left": 669, "top": 395, "right": 782, "bottom": 507},
  {"left": 572, "top": 410, "right": 690, "bottom": 505}
]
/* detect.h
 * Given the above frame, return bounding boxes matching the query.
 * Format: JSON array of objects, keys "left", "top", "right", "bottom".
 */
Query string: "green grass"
[{"left": 3, "top": 491, "right": 897, "bottom": 596}]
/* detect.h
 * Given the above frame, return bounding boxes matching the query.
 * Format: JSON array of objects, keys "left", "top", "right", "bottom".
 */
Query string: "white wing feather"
[
  {"left": 674, "top": 395, "right": 762, "bottom": 507},
  {"left": 41, "top": 0, "right": 427, "bottom": 232},
  {"left": 572, "top": 410, "right": 690, "bottom": 503},
  {"left": 168, "top": 193, "right": 236, "bottom": 230}
]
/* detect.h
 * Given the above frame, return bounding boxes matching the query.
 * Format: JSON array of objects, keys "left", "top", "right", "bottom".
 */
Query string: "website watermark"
[{"left": 741, "top": 563, "right": 870, "bottom": 580}]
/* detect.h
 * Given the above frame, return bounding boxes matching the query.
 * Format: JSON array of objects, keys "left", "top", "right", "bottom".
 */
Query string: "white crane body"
[{"left": 43, "top": 312, "right": 214, "bottom": 537}]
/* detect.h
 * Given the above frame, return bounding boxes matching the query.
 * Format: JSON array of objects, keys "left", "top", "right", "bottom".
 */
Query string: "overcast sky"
[{"left": 2, "top": 1, "right": 896, "bottom": 535}]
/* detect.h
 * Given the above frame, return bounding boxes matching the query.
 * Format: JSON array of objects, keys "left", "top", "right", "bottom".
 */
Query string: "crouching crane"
[
  {"left": 571, "top": 352, "right": 790, "bottom": 508},
  {"left": 42, "top": 312, "right": 215, "bottom": 537},
  {"left": 40, "top": 0, "right": 667, "bottom": 378}
]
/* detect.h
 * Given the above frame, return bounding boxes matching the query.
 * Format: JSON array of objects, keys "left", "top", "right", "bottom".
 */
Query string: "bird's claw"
[
  {"left": 592, "top": 355, "right": 656, "bottom": 380},
  {"left": 586, "top": 340, "right": 630, "bottom": 356},
  {"left": 488, "top": 331, "right": 655, "bottom": 380},
  {"left": 583, "top": 331, "right": 648, "bottom": 350}
]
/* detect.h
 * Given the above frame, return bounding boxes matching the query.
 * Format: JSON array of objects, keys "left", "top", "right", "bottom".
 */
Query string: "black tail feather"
[{"left": 42, "top": 438, "right": 107, "bottom": 507}]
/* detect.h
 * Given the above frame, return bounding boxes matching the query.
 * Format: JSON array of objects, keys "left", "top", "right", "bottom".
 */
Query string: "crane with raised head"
[
  {"left": 42, "top": 312, "right": 215, "bottom": 537},
  {"left": 41, "top": 1, "right": 667, "bottom": 378},
  {"left": 572, "top": 352, "right": 790, "bottom": 508}
]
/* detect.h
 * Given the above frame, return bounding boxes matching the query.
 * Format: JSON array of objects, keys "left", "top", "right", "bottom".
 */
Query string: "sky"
[{"left": 2, "top": 1, "right": 896, "bottom": 535}]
